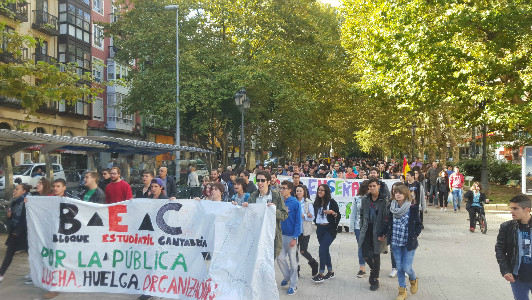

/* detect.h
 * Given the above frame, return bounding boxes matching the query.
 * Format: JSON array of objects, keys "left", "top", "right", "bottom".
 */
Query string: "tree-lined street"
[{"left": 0, "top": 208, "right": 515, "bottom": 300}]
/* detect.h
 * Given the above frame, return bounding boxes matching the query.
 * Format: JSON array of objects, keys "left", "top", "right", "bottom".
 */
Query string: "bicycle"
[{"left": 475, "top": 209, "right": 487, "bottom": 234}]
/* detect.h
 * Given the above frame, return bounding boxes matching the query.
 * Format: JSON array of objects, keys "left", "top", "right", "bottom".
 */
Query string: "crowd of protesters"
[{"left": 0, "top": 155, "right": 520, "bottom": 300}]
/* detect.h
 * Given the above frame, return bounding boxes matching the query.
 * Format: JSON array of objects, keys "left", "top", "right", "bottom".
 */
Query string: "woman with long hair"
[
  {"left": 295, "top": 184, "right": 319, "bottom": 276},
  {"left": 350, "top": 181, "right": 370, "bottom": 278},
  {"left": 464, "top": 181, "right": 488, "bottom": 232},
  {"left": 34, "top": 178, "right": 52, "bottom": 196},
  {"left": 0, "top": 183, "right": 31, "bottom": 281},
  {"left": 385, "top": 184, "right": 422, "bottom": 300},
  {"left": 312, "top": 184, "right": 340, "bottom": 283}
]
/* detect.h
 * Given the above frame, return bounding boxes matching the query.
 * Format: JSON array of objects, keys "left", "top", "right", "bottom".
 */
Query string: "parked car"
[{"left": 0, "top": 163, "right": 66, "bottom": 192}]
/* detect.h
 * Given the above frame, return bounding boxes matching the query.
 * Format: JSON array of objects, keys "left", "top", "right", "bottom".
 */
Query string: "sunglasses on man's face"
[{"left": 257, "top": 178, "right": 267, "bottom": 182}]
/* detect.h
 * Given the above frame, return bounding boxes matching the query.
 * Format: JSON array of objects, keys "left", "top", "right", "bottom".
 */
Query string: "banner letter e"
[{"left": 109, "top": 205, "right": 128, "bottom": 232}]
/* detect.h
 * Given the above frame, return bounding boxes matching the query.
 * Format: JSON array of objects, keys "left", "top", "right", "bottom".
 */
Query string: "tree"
[
  {"left": 341, "top": 0, "right": 532, "bottom": 160},
  {"left": 106, "top": 0, "right": 355, "bottom": 163}
]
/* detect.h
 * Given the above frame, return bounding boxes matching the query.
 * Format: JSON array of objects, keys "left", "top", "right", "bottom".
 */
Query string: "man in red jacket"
[{"left": 105, "top": 167, "right": 132, "bottom": 204}]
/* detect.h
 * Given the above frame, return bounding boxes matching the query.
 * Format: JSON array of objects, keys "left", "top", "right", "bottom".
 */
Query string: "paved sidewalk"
[{"left": 0, "top": 207, "right": 516, "bottom": 300}]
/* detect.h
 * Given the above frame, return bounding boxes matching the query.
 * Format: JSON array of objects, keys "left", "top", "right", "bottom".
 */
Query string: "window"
[
  {"left": 92, "top": 0, "right": 103, "bottom": 14},
  {"left": 110, "top": 5, "right": 119, "bottom": 23},
  {"left": 59, "top": 4, "right": 90, "bottom": 43},
  {"left": 92, "top": 57, "right": 103, "bottom": 82},
  {"left": 1, "top": 26, "right": 14, "bottom": 52},
  {"left": 33, "top": 127, "right": 46, "bottom": 134},
  {"left": 116, "top": 93, "right": 124, "bottom": 119},
  {"left": 58, "top": 42, "right": 90, "bottom": 75},
  {"left": 115, "top": 64, "right": 128, "bottom": 80},
  {"left": 92, "top": 24, "right": 104, "bottom": 50},
  {"left": 107, "top": 60, "right": 115, "bottom": 80},
  {"left": 92, "top": 97, "right": 103, "bottom": 120}
]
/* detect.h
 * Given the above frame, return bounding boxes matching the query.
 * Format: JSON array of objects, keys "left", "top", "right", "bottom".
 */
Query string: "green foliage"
[
  {"left": 105, "top": 0, "right": 355, "bottom": 159},
  {"left": 457, "top": 158, "right": 521, "bottom": 185},
  {"left": 0, "top": 21, "right": 100, "bottom": 114},
  {"left": 341, "top": 0, "right": 532, "bottom": 158}
]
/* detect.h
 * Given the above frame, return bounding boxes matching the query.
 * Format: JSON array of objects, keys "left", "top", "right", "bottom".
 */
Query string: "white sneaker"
[
  {"left": 389, "top": 268, "right": 397, "bottom": 278},
  {"left": 444, "top": 208, "right": 447, "bottom": 212},
  {"left": 441, "top": 208, "right": 443, "bottom": 211},
  {"left": 24, "top": 273, "right": 31, "bottom": 280},
  {"left": 0, "top": 275, "right": 4, "bottom": 282}
]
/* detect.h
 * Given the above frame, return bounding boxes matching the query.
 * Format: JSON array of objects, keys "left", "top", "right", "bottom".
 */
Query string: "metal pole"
[
  {"left": 240, "top": 110, "right": 245, "bottom": 169},
  {"left": 174, "top": 8, "right": 180, "bottom": 183}
]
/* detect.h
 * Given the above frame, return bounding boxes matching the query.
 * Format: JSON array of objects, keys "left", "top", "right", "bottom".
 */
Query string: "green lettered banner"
[
  {"left": 274, "top": 176, "right": 399, "bottom": 226},
  {"left": 26, "top": 197, "right": 279, "bottom": 300}
]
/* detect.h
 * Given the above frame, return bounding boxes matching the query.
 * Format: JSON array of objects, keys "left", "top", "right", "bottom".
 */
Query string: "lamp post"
[
  {"left": 164, "top": 5, "right": 180, "bottom": 183},
  {"left": 234, "top": 88, "right": 250, "bottom": 169},
  {"left": 411, "top": 122, "right": 417, "bottom": 161},
  {"left": 479, "top": 101, "right": 490, "bottom": 194}
]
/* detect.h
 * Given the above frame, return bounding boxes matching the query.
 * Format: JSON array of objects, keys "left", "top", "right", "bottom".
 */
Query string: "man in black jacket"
[
  {"left": 496, "top": 194, "right": 532, "bottom": 299},
  {"left": 158, "top": 167, "right": 177, "bottom": 198},
  {"left": 81, "top": 172, "right": 106, "bottom": 204}
]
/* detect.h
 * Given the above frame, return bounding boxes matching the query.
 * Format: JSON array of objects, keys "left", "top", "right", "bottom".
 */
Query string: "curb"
[{"left": 485, "top": 204, "right": 509, "bottom": 211}]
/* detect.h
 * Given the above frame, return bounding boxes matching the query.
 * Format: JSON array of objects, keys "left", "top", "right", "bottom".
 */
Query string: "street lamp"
[
  {"left": 234, "top": 88, "right": 250, "bottom": 169},
  {"left": 479, "top": 100, "right": 490, "bottom": 194},
  {"left": 164, "top": 5, "right": 180, "bottom": 183},
  {"left": 411, "top": 122, "right": 417, "bottom": 162}
]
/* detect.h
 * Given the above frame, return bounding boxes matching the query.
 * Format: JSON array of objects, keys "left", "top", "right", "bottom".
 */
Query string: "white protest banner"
[
  {"left": 268, "top": 176, "right": 399, "bottom": 226},
  {"left": 26, "top": 197, "right": 279, "bottom": 300}
]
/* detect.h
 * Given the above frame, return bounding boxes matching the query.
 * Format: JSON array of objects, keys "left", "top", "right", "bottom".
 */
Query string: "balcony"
[
  {"left": 34, "top": 52, "right": 56, "bottom": 64},
  {"left": 32, "top": 10, "right": 59, "bottom": 36},
  {"left": 0, "top": 48, "right": 28, "bottom": 63},
  {"left": 0, "top": 2, "right": 28, "bottom": 22},
  {"left": 0, "top": 96, "right": 22, "bottom": 109}
]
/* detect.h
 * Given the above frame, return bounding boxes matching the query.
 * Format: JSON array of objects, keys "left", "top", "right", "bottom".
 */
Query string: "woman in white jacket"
[
  {"left": 349, "top": 180, "right": 370, "bottom": 278},
  {"left": 295, "top": 184, "right": 319, "bottom": 276}
]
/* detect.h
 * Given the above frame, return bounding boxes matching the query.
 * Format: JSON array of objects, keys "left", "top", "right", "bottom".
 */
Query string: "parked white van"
[{"left": 0, "top": 163, "right": 66, "bottom": 192}]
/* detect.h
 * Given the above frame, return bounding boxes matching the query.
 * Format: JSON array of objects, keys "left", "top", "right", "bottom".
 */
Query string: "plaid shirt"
[{"left": 391, "top": 210, "right": 410, "bottom": 247}]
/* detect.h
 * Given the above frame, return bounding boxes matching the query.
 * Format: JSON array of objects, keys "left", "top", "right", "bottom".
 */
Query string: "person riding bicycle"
[{"left": 465, "top": 181, "right": 489, "bottom": 233}]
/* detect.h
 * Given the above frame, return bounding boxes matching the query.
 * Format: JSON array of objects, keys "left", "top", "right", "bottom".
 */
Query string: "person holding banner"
[
  {"left": 312, "top": 184, "right": 341, "bottom": 283},
  {"left": 0, "top": 183, "right": 31, "bottom": 282},
  {"left": 105, "top": 167, "right": 133, "bottom": 204},
  {"left": 278, "top": 180, "right": 302, "bottom": 295},
  {"left": 210, "top": 182, "right": 225, "bottom": 201},
  {"left": 247, "top": 171, "right": 288, "bottom": 258},
  {"left": 231, "top": 177, "right": 250, "bottom": 206}
]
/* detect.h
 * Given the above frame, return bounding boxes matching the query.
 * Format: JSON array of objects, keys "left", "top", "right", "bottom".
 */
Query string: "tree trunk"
[{"left": 428, "top": 127, "right": 437, "bottom": 163}]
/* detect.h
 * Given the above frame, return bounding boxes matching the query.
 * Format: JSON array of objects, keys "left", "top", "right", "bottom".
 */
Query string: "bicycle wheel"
[{"left": 479, "top": 214, "right": 487, "bottom": 234}]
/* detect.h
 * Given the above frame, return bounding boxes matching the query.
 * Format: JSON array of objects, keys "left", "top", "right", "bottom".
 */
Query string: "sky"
[{"left": 319, "top": 0, "right": 341, "bottom": 7}]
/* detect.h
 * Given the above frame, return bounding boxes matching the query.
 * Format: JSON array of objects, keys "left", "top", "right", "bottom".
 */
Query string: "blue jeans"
[
  {"left": 511, "top": 280, "right": 532, "bottom": 300},
  {"left": 429, "top": 184, "right": 438, "bottom": 205},
  {"left": 391, "top": 245, "right": 417, "bottom": 288},
  {"left": 354, "top": 229, "right": 365, "bottom": 267},
  {"left": 452, "top": 188, "right": 463, "bottom": 210},
  {"left": 316, "top": 225, "right": 335, "bottom": 273}
]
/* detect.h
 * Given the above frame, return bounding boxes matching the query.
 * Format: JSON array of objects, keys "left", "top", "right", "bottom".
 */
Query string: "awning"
[{"left": 0, "top": 129, "right": 108, "bottom": 156}]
